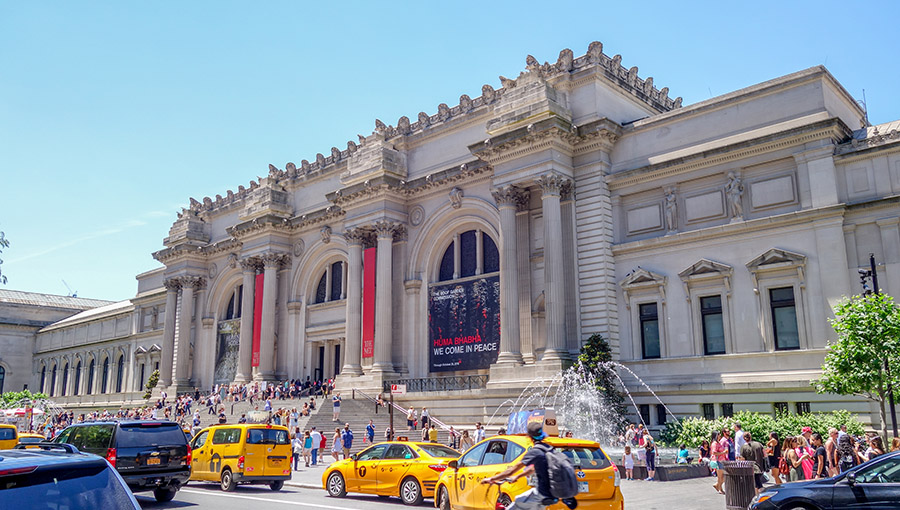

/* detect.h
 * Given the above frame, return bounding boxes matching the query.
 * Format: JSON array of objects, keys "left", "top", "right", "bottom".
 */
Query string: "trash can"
[{"left": 722, "top": 460, "right": 756, "bottom": 510}]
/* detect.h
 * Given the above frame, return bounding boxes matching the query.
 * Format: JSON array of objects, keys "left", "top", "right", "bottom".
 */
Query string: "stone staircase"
[{"left": 191, "top": 393, "right": 324, "bottom": 430}]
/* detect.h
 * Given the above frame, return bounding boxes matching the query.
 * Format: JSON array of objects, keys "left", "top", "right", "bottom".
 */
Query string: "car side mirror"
[
  {"left": 447, "top": 459, "right": 458, "bottom": 469},
  {"left": 351, "top": 454, "right": 357, "bottom": 461},
  {"left": 847, "top": 472, "right": 856, "bottom": 486}
]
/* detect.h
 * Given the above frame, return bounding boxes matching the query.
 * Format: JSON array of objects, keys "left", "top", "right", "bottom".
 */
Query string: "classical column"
[
  {"left": 192, "top": 285, "right": 208, "bottom": 387},
  {"left": 492, "top": 185, "right": 527, "bottom": 365},
  {"left": 342, "top": 228, "right": 366, "bottom": 375},
  {"left": 404, "top": 279, "right": 422, "bottom": 376},
  {"left": 256, "top": 253, "right": 284, "bottom": 380},
  {"left": 537, "top": 174, "right": 571, "bottom": 361},
  {"left": 235, "top": 258, "right": 257, "bottom": 383},
  {"left": 372, "top": 221, "right": 399, "bottom": 373},
  {"left": 159, "top": 278, "right": 180, "bottom": 388},
  {"left": 175, "top": 276, "right": 202, "bottom": 386}
]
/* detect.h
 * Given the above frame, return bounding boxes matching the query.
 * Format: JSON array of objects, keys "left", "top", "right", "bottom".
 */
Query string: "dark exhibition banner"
[{"left": 428, "top": 275, "right": 501, "bottom": 372}]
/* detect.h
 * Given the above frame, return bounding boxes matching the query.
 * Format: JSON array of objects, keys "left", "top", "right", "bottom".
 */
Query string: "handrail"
[{"left": 357, "top": 387, "right": 453, "bottom": 433}]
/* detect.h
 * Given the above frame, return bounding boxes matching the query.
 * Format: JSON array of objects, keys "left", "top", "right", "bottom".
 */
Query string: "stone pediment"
[
  {"left": 679, "top": 259, "right": 733, "bottom": 280},
  {"left": 746, "top": 248, "right": 806, "bottom": 270},
  {"left": 620, "top": 267, "right": 666, "bottom": 289}
]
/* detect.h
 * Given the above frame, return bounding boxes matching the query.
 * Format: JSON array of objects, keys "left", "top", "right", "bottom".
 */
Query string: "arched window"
[
  {"left": 101, "top": 358, "right": 110, "bottom": 394},
  {"left": 438, "top": 229, "right": 500, "bottom": 282},
  {"left": 0, "top": 366, "right": 5, "bottom": 394},
  {"left": 87, "top": 359, "right": 95, "bottom": 395},
  {"left": 61, "top": 363, "right": 69, "bottom": 396},
  {"left": 49, "top": 365, "right": 57, "bottom": 397},
  {"left": 115, "top": 355, "right": 125, "bottom": 393},
  {"left": 224, "top": 285, "right": 243, "bottom": 320},
  {"left": 74, "top": 361, "right": 82, "bottom": 396},
  {"left": 314, "top": 260, "right": 346, "bottom": 304},
  {"left": 39, "top": 366, "right": 46, "bottom": 394}
]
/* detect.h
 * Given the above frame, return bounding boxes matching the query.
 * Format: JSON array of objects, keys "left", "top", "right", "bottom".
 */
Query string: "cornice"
[
  {"left": 613, "top": 205, "right": 846, "bottom": 257},
  {"left": 608, "top": 119, "right": 850, "bottom": 191}
]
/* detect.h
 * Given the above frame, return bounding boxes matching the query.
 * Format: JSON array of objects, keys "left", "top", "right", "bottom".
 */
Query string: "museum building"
[{"left": 9, "top": 42, "right": 900, "bottom": 430}]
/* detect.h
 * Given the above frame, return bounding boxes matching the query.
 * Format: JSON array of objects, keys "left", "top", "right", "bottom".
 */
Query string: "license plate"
[
  {"left": 147, "top": 458, "right": 161, "bottom": 465},
  {"left": 577, "top": 481, "right": 589, "bottom": 493}
]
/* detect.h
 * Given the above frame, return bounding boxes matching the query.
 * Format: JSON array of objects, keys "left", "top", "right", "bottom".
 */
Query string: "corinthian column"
[
  {"left": 256, "top": 252, "right": 284, "bottom": 380},
  {"left": 537, "top": 173, "right": 571, "bottom": 361},
  {"left": 372, "top": 221, "right": 400, "bottom": 374},
  {"left": 175, "top": 276, "right": 203, "bottom": 386},
  {"left": 234, "top": 258, "right": 257, "bottom": 383},
  {"left": 160, "top": 278, "right": 180, "bottom": 388},
  {"left": 342, "top": 228, "right": 366, "bottom": 375},
  {"left": 492, "top": 185, "right": 527, "bottom": 365}
]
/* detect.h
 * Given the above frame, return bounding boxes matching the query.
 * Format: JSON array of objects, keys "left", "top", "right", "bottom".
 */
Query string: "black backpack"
[{"left": 537, "top": 443, "right": 579, "bottom": 499}]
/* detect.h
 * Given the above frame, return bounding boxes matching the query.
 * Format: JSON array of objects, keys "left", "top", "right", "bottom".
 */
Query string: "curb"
[{"left": 286, "top": 482, "right": 322, "bottom": 490}]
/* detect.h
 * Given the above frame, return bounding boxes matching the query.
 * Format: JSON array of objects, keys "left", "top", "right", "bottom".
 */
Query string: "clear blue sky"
[{"left": 2, "top": 1, "right": 898, "bottom": 301}]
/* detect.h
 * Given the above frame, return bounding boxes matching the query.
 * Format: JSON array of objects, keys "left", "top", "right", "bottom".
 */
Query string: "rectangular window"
[
  {"left": 796, "top": 402, "right": 810, "bottom": 414},
  {"left": 774, "top": 402, "right": 789, "bottom": 416},
  {"left": 770, "top": 287, "right": 800, "bottom": 350},
  {"left": 639, "top": 404, "right": 651, "bottom": 426},
  {"left": 639, "top": 303, "right": 660, "bottom": 359},
  {"left": 700, "top": 295, "right": 726, "bottom": 355},
  {"left": 702, "top": 403, "right": 715, "bottom": 421},
  {"left": 721, "top": 403, "right": 734, "bottom": 418},
  {"left": 656, "top": 404, "right": 667, "bottom": 425}
]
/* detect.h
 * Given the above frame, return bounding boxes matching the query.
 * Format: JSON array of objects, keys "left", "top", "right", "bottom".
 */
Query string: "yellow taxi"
[
  {"left": 323, "top": 441, "right": 460, "bottom": 505},
  {"left": 0, "top": 424, "right": 19, "bottom": 450},
  {"left": 434, "top": 436, "right": 623, "bottom": 510},
  {"left": 15, "top": 432, "right": 46, "bottom": 448},
  {"left": 189, "top": 423, "right": 292, "bottom": 491}
]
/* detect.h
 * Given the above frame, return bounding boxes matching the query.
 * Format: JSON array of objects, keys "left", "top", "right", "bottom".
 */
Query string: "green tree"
[
  {"left": 578, "top": 334, "right": 627, "bottom": 429},
  {"left": 816, "top": 293, "right": 900, "bottom": 445},
  {"left": 0, "top": 230, "right": 8, "bottom": 284},
  {"left": 1, "top": 389, "right": 48, "bottom": 408}
]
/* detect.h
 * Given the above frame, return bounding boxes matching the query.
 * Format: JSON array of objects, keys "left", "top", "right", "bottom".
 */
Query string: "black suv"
[
  {"left": 54, "top": 420, "right": 191, "bottom": 502},
  {"left": 0, "top": 442, "right": 141, "bottom": 508}
]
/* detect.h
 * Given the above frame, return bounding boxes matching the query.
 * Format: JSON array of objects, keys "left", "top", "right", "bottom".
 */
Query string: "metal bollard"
[{"left": 722, "top": 460, "right": 756, "bottom": 510}]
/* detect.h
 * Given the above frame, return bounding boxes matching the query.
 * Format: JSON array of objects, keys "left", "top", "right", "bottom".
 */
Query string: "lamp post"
[{"left": 859, "top": 253, "right": 898, "bottom": 438}]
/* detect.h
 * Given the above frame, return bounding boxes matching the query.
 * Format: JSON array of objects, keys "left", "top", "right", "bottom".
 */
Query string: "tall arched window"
[
  {"left": 314, "top": 260, "right": 346, "bottom": 304},
  {"left": 49, "top": 364, "right": 57, "bottom": 397},
  {"left": 74, "top": 361, "right": 82, "bottom": 396},
  {"left": 0, "top": 366, "right": 5, "bottom": 394},
  {"left": 115, "top": 355, "right": 125, "bottom": 393},
  {"left": 39, "top": 366, "right": 46, "bottom": 394},
  {"left": 224, "top": 285, "right": 243, "bottom": 320},
  {"left": 61, "top": 363, "right": 69, "bottom": 396},
  {"left": 87, "top": 359, "right": 95, "bottom": 395},
  {"left": 101, "top": 358, "right": 110, "bottom": 394},
  {"left": 438, "top": 229, "right": 500, "bottom": 282}
]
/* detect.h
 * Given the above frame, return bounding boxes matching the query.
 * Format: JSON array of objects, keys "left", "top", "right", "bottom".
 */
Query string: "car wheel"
[
  {"left": 326, "top": 471, "right": 347, "bottom": 497},
  {"left": 270, "top": 480, "right": 284, "bottom": 491},
  {"left": 221, "top": 469, "right": 236, "bottom": 492},
  {"left": 497, "top": 493, "right": 512, "bottom": 510},
  {"left": 400, "top": 477, "right": 423, "bottom": 505},
  {"left": 153, "top": 488, "right": 177, "bottom": 502},
  {"left": 438, "top": 486, "right": 452, "bottom": 510}
]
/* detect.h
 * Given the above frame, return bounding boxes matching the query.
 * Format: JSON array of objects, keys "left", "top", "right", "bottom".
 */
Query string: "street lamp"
[{"left": 859, "top": 253, "right": 898, "bottom": 438}]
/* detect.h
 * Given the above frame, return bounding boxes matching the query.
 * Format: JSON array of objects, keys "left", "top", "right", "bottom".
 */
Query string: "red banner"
[
  {"left": 362, "top": 247, "right": 376, "bottom": 358},
  {"left": 251, "top": 272, "right": 264, "bottom": 367}
]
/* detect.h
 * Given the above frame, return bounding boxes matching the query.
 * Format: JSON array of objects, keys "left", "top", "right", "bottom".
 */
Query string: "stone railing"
[{"left": 382, "top": 375, "right": 489, "bottom": 393}]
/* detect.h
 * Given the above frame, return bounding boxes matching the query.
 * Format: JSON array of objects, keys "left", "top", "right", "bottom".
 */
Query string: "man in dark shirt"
[
  {"left": 811, "top": 433, "right": 827, "bottom": 478},
  {"left": 483, "top": 422, "right": 576, "bottom": 510},
  {"left": 738, "top": 432, "right": 767, "bottom": 494}
]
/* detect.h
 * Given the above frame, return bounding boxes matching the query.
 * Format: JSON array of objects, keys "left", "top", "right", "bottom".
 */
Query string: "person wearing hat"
[{"left": 482, "top": 422, "right": 577, "bottom": 510}]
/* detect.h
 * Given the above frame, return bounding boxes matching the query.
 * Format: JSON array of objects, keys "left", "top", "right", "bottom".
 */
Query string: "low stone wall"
[{"left": 616, "top": 463, "right": 711, "bottom": 481}]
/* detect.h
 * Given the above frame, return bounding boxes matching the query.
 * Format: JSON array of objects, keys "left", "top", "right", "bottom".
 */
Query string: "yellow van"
[
  {"left": 189, "top": 423, "right": 292, "bottom": 491},
  {"left": 0, "top": 424, "right": 19, "bottom": 450}
]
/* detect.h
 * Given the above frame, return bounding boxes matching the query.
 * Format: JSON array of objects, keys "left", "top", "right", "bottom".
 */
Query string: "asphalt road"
[{"left": 136, "top": 484, "right": 423, "bottom": 510}]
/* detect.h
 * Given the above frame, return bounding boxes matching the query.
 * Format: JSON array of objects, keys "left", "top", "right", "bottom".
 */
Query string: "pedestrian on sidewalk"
[
  {"left": 331, "top": 427, "right": 343, "bottom": 462},
  {"left": 420, "top": 407, "right": 430, "bottom": 429},
  {"left": 429, "top": 424, "right": 438, "bottom": 443},
  {"left": 366, "top": 420, "right": 375, "bottom": 445},
  {"left": 332, "top": 392, "right": 342, "bottom": 422},
  {"left": 303, "top": 430, "right": 313, "bottom": 467},
  {"left": 320, "top": 428, "right": 327, "bottom": 463},
  {"left": 460, "top": 430, "right": 473, "bottom": 451},
  {"left": 407, "top": 407, "right": 416, "bottom": 431},
  {"left": 643, "top": 431, "right": 657, "bottom": 481},
  {"left": 448, "top": 426, "right": 459, "bottom": 450},
  {"left": 474, "top": 422, "right": 485, "bottom": 443},
  {"left": 710, "top": 430, "right": 727, "bottom": 494},
  {"left": 385, "top": 426, "right": 394, "bottom": 442},
  {"left": 342, "top": 423, "right": 354, "bottom": 459},
  {"left": 310, "top": 427, "right": 321, "bottom": 466},
  {"left": 292, "top": 431, "right": 303, "bottom": 471}
]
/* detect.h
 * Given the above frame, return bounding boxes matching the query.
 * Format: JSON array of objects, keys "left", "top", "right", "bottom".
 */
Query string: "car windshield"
[
  {"left": 0, "top": 464, "right": 136, "bottom": 508},
  {"left": 558, "top": 446, "right": 612, "bottom": 470},
  {"left": 417, "top": 444, "right": 459, "bottom": 458},
  {"left": 247, "top": 428, "right": 290, "bottom": 445},
  {"left": 117, "top": 424, "right": 187, "bottom": 448},
  {"left": 0, "top": 428, "right": 16, "bottom": 441}
]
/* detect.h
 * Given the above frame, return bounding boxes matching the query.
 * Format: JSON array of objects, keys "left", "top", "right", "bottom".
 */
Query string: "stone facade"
[{"left": 14, "top": 43, "right": 900, "bottom": 431}]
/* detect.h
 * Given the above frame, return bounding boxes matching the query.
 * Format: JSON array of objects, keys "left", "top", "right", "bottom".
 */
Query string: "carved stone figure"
[
  {"left": 347, "top": 140, "right": 358, "bottom": 152},
  {"left": 627, "top": 66, "right": 638, "bottom": 86},
  {"left": 437, "top": 103, "right": 451, "bottom": 121},
  {"left": 725, "top": 172, "right": 744, "bottom": 219},
  {"left": 459, "top": 95, "right": 473, "bottom": 112},
  {"left": 611, "top": 54, "right": 623, "bottom": 73},
  {"left": 316, "top": 153, "right": 325, "bottom": 167},
  {"left": 525, "top": 54, "right": 540, "bottom": 72},
  {"left": 375, "top": 118, "right": 387, "bottom": 134},
  {"left": 268, "top": 163, "right": 279, "bottom": 177},
  {"left": 397, "top": 116, "right": 411, "bottom": 135},
  {"left": 409, "top": 205, "right": 425, "bottom": 226},
  {"left": 293, "top": 240, "right": 305, "bottom": 257},
  {"left": 643, "top": 76, "right": 654, "bottom": 96},
  {"left": 417, "top": 112, "right": 430, "bottom": 128},
  {"left": 587, "top": 41, "right": 603, "bottom": 63},
  {"left": 301, "top": 160, "right": 310, "bottom": 172},
  {"left": 557, "top": 48, "right": 574, "bottom": 72},
  {"left": 481, "top": 84, "right": 496, "bottom": 104},
  {"left": 665, "top": 187, "right": 677, "bottom": 232},
  {"left": 285, "top": 162, "right": 296, "bottom": 175},
  {"left": 331, "top": 147, "right": 342, "bottom": 161},
  {"left": 321, "top": 225, "right": 332, "bottom": 244},
  {"left": 449, "top": 187, "right": 464, "bottom": 209},
  {"left": 499, "top": 75, "right": 516, "bottom": 89}
]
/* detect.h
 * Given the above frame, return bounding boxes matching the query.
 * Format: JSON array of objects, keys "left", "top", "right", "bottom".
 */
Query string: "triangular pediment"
[
  {"left": 620, "top": 267, "right": 666, "bottom": 289},
  {"left": 746, "top": 248, "right": 806, "bottom": 270},
  {"left": 135, "top": 346, "right": 148, "bottom": 355},
  {"left": 148, "top": 344, "right": 162, "bottom": 353},
  {"left": 679, "top": 259, "right": 733, "bottom": 280}
]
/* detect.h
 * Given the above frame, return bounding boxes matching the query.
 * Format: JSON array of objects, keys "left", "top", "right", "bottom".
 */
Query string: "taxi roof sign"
[{"left": 506, "top": 409, "right": 559, "bottom": 437}]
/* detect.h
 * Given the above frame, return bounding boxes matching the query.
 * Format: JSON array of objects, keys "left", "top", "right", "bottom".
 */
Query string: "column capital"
[
  {"left": 163, "top": 278, "right": 181, "bottom": 292},
  {"left": 535, "top": 173, "right": 572, "bottom": 197},
  {"left": 491, "top": 185, "right": 530, "bottom": 209},
  {"left": 373, "top": 220, "right": 406, "bottom": 242},
  {"left": 343, "top": 227, "right": 372, "bottom": 247},
  {"left": 876, "top": 217, "right": 900, "bottom": 228},
  {"left": 404, "top": 279, "right": 422, "bottom": 294},
  {"left": 240, "top": 257, "right": 261, "bottom": 273},
  {"left": 261, "top": 251, "right": 289, "bottom": 269},
  {"left": 175, "top": 275, "right": 206, "bottom": 290}
]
